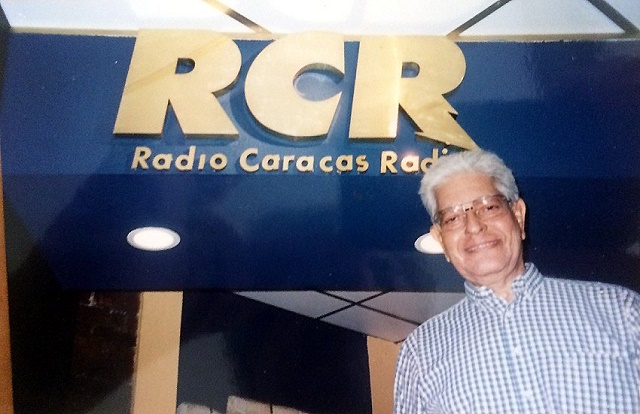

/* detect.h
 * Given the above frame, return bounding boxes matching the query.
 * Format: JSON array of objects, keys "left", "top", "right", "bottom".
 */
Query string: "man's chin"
[{"left": 460, "top": 261, "right": 510, "bottom": 282}]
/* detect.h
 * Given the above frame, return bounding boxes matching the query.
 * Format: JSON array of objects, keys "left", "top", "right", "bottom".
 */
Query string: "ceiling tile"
[
  {"left": 361, "top": 292, "right": 464, "bottom": 323},
  {"left": 127, "top": 0, "right": 502, "bottom": 35},
  {"left": 462, "top": 0, "right": 623, "bottom": 36},
  {"left": 605, "top": 0, "right": 640, "bottom": 28},
  {"left": 325, "top": 291, "right": 383, "bottom": 302},
  {"left": 0, "top": 0, "right": 254, "bottom": 32},
  {"left": 235, "top": 291, "right": 350, "bottom": 318},
  {"left": 321, "top": 305, "right": 418, "bottom": 342},
  {"left": 1, "top": 0, "right": 634, "bottom": 36}
]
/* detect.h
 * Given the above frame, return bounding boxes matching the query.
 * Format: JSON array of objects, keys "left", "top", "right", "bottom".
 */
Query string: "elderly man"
[{"left": 394, "top": 149, "right": 639, "bottom": 413}]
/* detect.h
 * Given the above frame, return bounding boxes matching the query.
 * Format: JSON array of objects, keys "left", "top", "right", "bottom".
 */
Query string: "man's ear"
[
  {"left": 430, "top": 225, "right": 450, "bottom": 262},
  {"left": 512, "top": 198, "right": 527, "bottom": 240}
]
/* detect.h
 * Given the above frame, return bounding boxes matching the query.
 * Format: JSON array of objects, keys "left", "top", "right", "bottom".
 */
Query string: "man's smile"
[{"left": 464, "top": 238, "right": 500, "bottom": 253}]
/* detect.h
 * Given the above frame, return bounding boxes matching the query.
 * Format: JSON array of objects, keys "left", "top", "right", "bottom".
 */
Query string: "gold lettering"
[
  {"left": 420, "top": 148, "right": 441, "bottom": 172},
  {"left": 336, "top": 155, "right": 353, "bottom": 173},
  {"left": 132, "top": 146, "right": 151, "bottom": 169},
  {"left": 400, "top": 154, "right": 420, "bottom": 173},
  {"left": 245, "top": 32, "right": 344, "bottom": 139},
  {"left": 319, "top": 156, "right": 333, "bottom": 173},
  {"left": 152, "top": 153, "right": 173, "bottom": 170},
  {"left": 296, "top": 156, "right": 314, "bottom": 172},
  {"left": 380, "top": 150, "right": 398, "bottom": 174},
  {"left": 282, "top": 155, "right": 296, "bottom": 172},
  {"left": 176, "top": 146, "right": 196, "bottom": 171},
  {"left": 350, "top": 37, "right": 476, "bottom": 150},
  {"left": 239, "top": 148, "right": 259, "bottom": 172},
  {"left": 113, "top": 30, "right": 241, "bottom": 136},
  {"left": 356, "top": 155, "right": 369, "bottom": 172},
  {"left": 262, "top": 154, "right": 280, "bottom": 171},
  {"left": 209, "top": 154, "right": 227, "bottom": 171},
  {"left": 115, "top": 32, "right": 474, "bottom": 150}
]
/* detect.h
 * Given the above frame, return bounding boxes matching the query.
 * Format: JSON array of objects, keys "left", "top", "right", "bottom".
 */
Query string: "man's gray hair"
[{"left": 419, "top": 150, "right": 520, "bottom": 222}]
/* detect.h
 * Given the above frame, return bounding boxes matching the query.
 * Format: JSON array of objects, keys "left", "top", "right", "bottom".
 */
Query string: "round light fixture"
[
  {"left": 127, "top": 227, "right": 181, "bottom": 251},
  {"left": 414, "top": 232, "right": 444, "bottom": 254}
]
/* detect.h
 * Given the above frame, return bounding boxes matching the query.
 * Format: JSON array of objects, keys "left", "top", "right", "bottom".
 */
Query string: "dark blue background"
[{"left": 1, "top": 33, "right": 639, "bottom": 291}]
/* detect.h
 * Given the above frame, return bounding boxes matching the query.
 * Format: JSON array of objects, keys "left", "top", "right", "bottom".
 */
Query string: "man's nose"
[{"left": 464, "top": 210, "right": 485, "bottom": 234}]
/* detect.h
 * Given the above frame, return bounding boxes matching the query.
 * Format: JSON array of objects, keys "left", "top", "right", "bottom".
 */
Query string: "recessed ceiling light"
[
  {"left": 414, "top": 232, "right": 443, "bottom": 254},
  {"left": 127, "top": 227, "right": 180, "bottom": 251}
]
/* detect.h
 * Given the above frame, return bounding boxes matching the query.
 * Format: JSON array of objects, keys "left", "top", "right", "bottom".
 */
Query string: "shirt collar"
[{"left": 464, "top": 263, "right": 544, "bottom": 305}]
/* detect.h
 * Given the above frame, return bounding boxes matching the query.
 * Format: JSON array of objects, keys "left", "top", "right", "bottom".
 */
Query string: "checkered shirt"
[{"left": 394, "top": 263, "right": 640, "bottom": 413}]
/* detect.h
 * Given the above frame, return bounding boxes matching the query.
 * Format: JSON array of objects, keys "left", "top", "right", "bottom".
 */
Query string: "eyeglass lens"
[{"left": 437, "top": 195, "right": 508, "bottom": 229}]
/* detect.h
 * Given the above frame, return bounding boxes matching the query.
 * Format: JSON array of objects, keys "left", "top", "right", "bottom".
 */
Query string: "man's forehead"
[{"left": 435, "top": 172, "right": 498, "bottom": 205}]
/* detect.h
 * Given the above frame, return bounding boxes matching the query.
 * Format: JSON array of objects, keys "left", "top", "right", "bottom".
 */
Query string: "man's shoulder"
[
  {"left": 540, "top": 275, "right": 639, "bottom": 307},
  {"left": 543, "top": 275, "right": 636, "bottom": 295}
]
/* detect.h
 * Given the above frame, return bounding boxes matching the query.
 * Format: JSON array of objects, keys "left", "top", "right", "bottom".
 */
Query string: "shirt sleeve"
[
  {"left": 393, "top": 337, "right": 429, "bottom": 414},
  {"left": 625, "top": 288, "right": 640, "bottom": 375}
]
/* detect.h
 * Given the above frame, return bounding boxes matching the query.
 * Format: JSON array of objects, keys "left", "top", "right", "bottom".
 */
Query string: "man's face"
[{"left": 430, "top": 172, "right": 526, "bottom": 290}]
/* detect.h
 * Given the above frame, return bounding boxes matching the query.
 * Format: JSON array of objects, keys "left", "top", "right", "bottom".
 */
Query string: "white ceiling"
[
  {"left": 0, "top": 0, "right": 638, "bottom": 37},
  {"left": 236, "top": 290, "right": 465, "bottom": 342},
  {"left": 1, "top": 0, "right": 637, "bottom": 342}
]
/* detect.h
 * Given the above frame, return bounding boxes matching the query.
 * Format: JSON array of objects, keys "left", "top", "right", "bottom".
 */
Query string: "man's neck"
[
  {"left": 494, "top": 286, "right": 516, "bottom": 303},
  {"left": 482, "top": 263, "right": 527, "bottom": 303}
]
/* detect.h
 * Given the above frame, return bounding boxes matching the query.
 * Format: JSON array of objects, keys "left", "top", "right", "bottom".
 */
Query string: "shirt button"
[
  {"left": 512, "top": 346, "right": 522, "bottom": 356},
  {"left": 523, "top": 389, "right": 534, "bottom": 399}
]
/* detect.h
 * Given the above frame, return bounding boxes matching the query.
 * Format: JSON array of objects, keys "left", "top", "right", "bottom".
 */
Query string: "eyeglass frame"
[{"left": 434, "top": 194, "right": 514, "bottom": 230}]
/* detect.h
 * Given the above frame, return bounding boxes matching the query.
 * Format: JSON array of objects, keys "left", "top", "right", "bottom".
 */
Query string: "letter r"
[{"left": 113, "top": 30, "right": 241, "bottom": 137}]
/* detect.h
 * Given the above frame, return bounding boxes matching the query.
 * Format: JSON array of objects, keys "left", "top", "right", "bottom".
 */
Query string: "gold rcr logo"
[{"left": 113, "top": 31, "right": 477, "bottom": 150}]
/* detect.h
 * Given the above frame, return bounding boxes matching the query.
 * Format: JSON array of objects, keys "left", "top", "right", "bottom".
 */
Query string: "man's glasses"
[{"left": 435, "top": 194, "right": 511, "bottom": 231}]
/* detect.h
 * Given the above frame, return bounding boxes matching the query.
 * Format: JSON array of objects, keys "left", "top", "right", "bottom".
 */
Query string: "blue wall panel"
[{"left": 1, "top": 33, "right": 639, "bottom": 290}]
